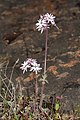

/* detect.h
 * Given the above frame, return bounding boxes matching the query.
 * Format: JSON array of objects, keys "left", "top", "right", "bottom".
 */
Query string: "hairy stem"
[
  {"left": 34, "top": 74, "right": 38, "bottom": 112},
  {"left": 39, "top": 82, "right": 45, "bottom": 108},
  {"left": 44, "top": 28, "right": 48, "bottom": 74},
  {"left": 35, "top": 77, "right": 38, "bottom": 98},
  {"left": 40, "top": 28, "right": 48, "bottom": 107}
]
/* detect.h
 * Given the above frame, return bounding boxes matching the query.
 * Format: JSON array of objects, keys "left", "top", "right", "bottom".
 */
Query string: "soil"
[{"left": 0, "top": 0, "right": 80, "bottom": 112}]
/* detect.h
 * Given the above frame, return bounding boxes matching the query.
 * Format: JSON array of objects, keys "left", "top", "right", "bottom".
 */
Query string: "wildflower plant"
[
  {"left": 20, "top": 58, "right": 42, "bottom": 112},
  {"left": 36, "top": 13, "right": 58, "bottom": 107},
  {"left": 20, "top": 13, "right": 59, "bottom": 118}
]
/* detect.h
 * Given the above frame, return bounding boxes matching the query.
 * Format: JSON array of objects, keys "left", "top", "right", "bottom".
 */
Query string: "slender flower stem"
[
  {"left": 44, "top": 28, "right": 48, "bottom": 74},
  {"left": 39, "top": 81, "right": 45, "bottom": 108},
  {"left": 35, "top": 77, "right": 38, "bottom": 109},
  {"left": 35, "top": 77, "right": 38, "bottom": 97},
  {"left": 34, "top": 74, "right": 38, "bottom": 112},
  {"left": 40, "top": 28, "right": 48, "bottom": 107}
]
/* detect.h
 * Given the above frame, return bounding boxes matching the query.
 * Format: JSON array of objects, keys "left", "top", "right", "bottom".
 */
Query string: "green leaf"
[{"left": 55, "top": 103, "right": 60, "bottom": 111}]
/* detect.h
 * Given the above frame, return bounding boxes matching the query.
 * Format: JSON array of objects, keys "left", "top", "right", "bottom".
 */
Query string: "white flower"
[
  {"left": 20, "top": 61, "right": 31, "bottom": 74},
  {"left": 36, "top": 19, "right": 49, "bottom": 33},
  {"left": 26, "top": 58, "right": 37, "bottom": 65},
  {"left": 20, "top": 58, "right": 42, "bottom": 74},
  {"left": 44, "top": 13, "right": 56, "bottom": 25},
  {"left": 30, "top": 62, "right": 42, "bottom": 74},
  {"left": 36, "top": 13, "right": 56, "bottom": 33}
]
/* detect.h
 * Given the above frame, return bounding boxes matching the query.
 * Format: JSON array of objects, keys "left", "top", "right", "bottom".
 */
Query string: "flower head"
[
  {"left": 44, "top": 13, "right": 56, "bottom": 25},
  {"left": 20, "top": 58, "right": 42, "bottom": 74},
  {"left": 36, "top": 13, "right": 57, "bottom": 33},
  {"left": 20, "top": 61, "right": 31, "bottom": 74},
  {"left": 30, "top": 62, "right": 42, "bottom": 74},
  {"left": 36, "top": 19, "right": 48, "bottom": 33}
]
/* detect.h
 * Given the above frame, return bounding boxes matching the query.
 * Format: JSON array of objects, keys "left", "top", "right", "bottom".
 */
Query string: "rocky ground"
[{"left": 0, "top": 0, "right": 80, "bottom": 113}]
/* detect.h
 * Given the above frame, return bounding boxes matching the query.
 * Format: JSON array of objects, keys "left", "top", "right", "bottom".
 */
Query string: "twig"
[
  {"left": 5, "top": 59, "right": 19, "bottom": 97},
  {"left": 0, "top": 75, "right": 13, "bottom": 97},
  {"left": 4, "top": 60, "right": 9, "bottom": 76}
]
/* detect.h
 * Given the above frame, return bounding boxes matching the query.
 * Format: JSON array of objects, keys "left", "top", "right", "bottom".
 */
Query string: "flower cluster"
[
  {"left": 20, "top": 58, "right": 42, "bottom": 74},
  {"left": 36, "top": 13, "right": 56, "bottom": 33}
]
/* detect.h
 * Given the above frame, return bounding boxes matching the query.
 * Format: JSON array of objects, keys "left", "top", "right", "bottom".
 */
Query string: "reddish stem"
[
  {"left": 44, "top": 28, "right": 48, "bottom": 74},
  {"left": 40, "top": 28, "right": 48, "bottom": 107}
]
